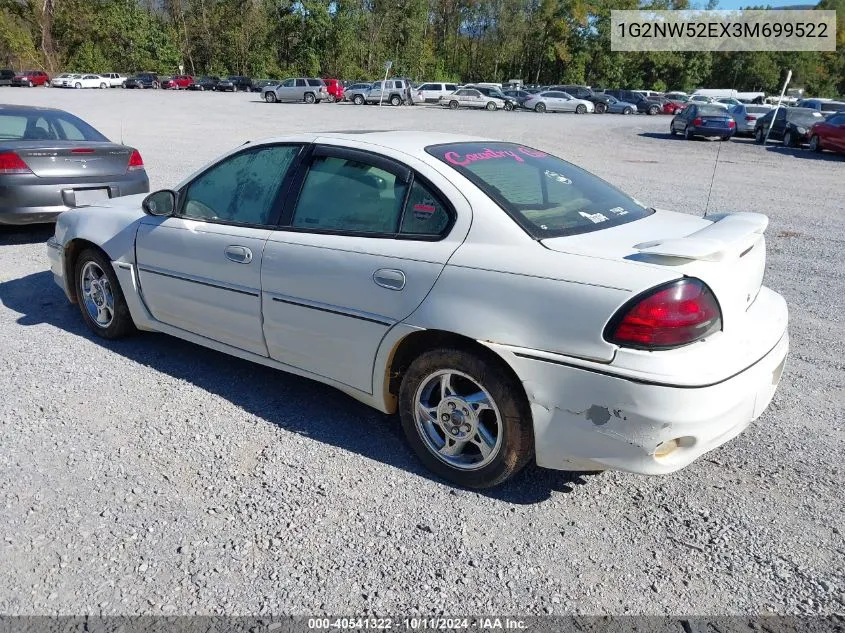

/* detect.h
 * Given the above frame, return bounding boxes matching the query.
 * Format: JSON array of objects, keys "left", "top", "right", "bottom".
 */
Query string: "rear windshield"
[
  {"left": 0, "top": 110, "right": 108, "bottom": 142},
  {"left": 745, "top": 105, "right": 771, "bottom": 114},
  {"left": 696, "top": 105, "right": 729, "bottom": 116},
  {"left": 426, "top": 142, "right": 652, "bottom": 238},
  {"left": 787, "top": 108, "right": 824, "bottom": 124}
]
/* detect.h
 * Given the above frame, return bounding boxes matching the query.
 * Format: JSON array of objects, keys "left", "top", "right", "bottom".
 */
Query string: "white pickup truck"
[{"left": 99, "top": 73, "right": 126, "bottom": 88}]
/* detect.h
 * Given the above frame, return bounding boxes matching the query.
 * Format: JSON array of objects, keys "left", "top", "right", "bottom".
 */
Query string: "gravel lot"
[{"left": 0, "top": 88, "right": 843, "bottom": 618}]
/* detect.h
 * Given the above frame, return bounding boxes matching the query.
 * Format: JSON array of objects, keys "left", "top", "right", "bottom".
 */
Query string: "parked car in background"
[
  {"left": 216, "top": 76, "right": 252, "bottom": 92},
  {"left": 251, "top": 79, "right": 279, "bottom": 92},
  {"left": 664, "top": 91, "right": 688, "bottom": 101},
  {"left": 439, "top": 88, "right": 504, "bottom": 110},
  {"left": 604, "top": 96, "right": 637, "bottom": 115},
  {"left": 670, "top": 103, "right": 736, "bottom": 140},
  {"left": 551, "top": 85, "right": 612, "bottom": 113},
  {"left": 345, "top": 83, "right": 372, "bottom": 104},
  {"left": 754, "top": 107, "right": 824, "bottom": 146},
  {"left": 467, "top": 85, "right": 517, "bottom": 111},
  {"left": 322, "top": 78, "right": 345, "bottom": 102},
  {"left": 162, "top": 75, "right": 193, "bottom": 90},
  {"left": 689, "top": 94, "right": 715, "bottom": 104},
  {"left": 808, "top": 111, "right": 845, "bottom": 154},
  {"left": 502, "top": 89, "right": 533, "bottom": 108},
  {"left": 125, "top": 73, "right": 161, "bottom": 89},
  {"left": 603, "top": 89, "right": 661, "bottom": 115},
  {"left": 716, "top": 98, "right": 743, "bottom": 107},
  {"left": 416, "top": 82, "right": 459, "bottom": 103},
  {"left": 11, "top": 70, "right": 49, "bottom": 87},
  {"left": 100, "top": 73, "right": 126, "bottom": 88},
  {"left": 0, "top": 69, "right": 17, "bottom": 87},
  {"left": 69, "top": 74, "right": 109, "bottom": 89},
  {"left": 45, "top": 131, "right": 789, "bottom": 489},
  {"left": 262, "top": 77, "right": 328, "bottom": 103},
  {"left": 728, "top": 103, "right": 772, "bottom": 136},
  {"left": 186, "top": 76, "right": 220, "bottom": 91},
  {"left": 648, "top": 97, "right": 683, "bottom": 114},
  {"left": 50, "top": 73, "right": 74, "bottom": 88},
  {"left": 365, "top": 79, "right": 413, "bottom": 106},
  {"left": 523, "top": 91, "right": 594, "bottom": 114},
  {"left": 796, "top": 98, "right": 845, "bottom": 115},
  {"left": 0, "top": 104, "right": 148, "bottom": 225}
]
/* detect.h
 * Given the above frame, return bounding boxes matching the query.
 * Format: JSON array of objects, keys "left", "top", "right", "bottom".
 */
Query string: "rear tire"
[
  {"left": 100, "top": 82, "right": 107, "bottom": 89},
  {"left": 153, "top": 81, "right": 160, "bottom": 89},
  {"left": 390, "top": 94, "right": 402, "bottom": 106},
  {"left": 670, "top": 123, "right": 677, "bottom": 136},
  {"left": 304, "top": 92, "right": 316, "bottom": 104},
  {"left": 783, "top": 131, "right": 794, "bottom": 147},
  {"left": 75, "top": 248, "right": 136, "bottom": 340},
  {"left": 74, "top": 83, "right": 81, "bottom": 89},
  {"left": 27, "top": 80, "right": 34, "bottom": 87},
  {"left": 648, "top": 105, "right": 659, "bottom": 115},
  {"left": 264, "top": 92, "right": 277, "bottom": 103},
  {"left": 398, "top": 347, "right": 534, "bottom": 489},
  {"left": 353, "top": 94, "right": 364, "bottom": 105},
  {"left": 685, "top": 127, "right": 694, "bottom": 140},
  {"left": 755, "top": 128, "right": 764, "bottom": 144},
  {"left": 576, "top": 104, "right": 587, "bottom": 114},
  {"left": 623, "top": 107, "right": 633, "bottom": 115},
  {"left": 504, "top": 101, "right": 513, "bottom": 111},
  {"left": 449, "top": 100, "right": 459, "bottom": 110},
  {"left": 809, "top": 135, "right": 822, "bottom": 152},
  {"left": 535, "top": 102, "right": 546, "bottom": 113},
  {"left": 486, "top": 101, "right": 497, "bottom": 111},
  {"left": 595, "top": 102, "right": 606, "bottom": 114}
]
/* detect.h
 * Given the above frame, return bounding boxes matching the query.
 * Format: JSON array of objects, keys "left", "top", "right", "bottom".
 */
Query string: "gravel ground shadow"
[
  {"left": 0, "top": 224, "right": 53, "bottom": 245},
  {"left": 0, "top": 270, "right": 597, "bottom": 503}
]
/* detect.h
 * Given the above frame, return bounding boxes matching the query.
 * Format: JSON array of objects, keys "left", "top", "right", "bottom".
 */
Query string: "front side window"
[
  {"left": 182, "top": 146, "right": 300, "bottom": 225},
  {"left": 292, "top": 156, "right": 407, "bottom": 234},
  {"left": 427, "top": 142, "right": 652, "bottom": 238}
]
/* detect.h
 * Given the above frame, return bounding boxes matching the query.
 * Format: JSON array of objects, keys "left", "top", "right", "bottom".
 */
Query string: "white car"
[
  {"left": 439, "top": 88, "right": 505, "bottom": 110},
  {"left": 50, "top": 73, "right": 72, "bottom": 88},
  {"left": 69, "top": 74, "right": 109, "bottom": 89},
  {"left": 416, "top": 82, "right": 460, "bottom": 103},
  {"left": 100, "top": 73, "right": 127, "bottom": 88},
  {"left": 46, "top": 131, "right": 789, "bottom": 489},
  {"left": 523, "top": 91, "right": 595, "bottom": 113}
]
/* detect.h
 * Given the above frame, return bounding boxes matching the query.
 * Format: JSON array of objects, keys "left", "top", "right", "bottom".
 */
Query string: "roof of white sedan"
[{"left": 255, "top": 130, "right": 488, "bottom": 157}]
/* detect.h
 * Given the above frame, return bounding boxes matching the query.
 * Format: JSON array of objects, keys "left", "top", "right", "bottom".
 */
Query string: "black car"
[
  {"left": 187, "top": 76, "right": 220, "bottom": 91},
  {"left": 670, "top": 103, "right": 736, "bottom": 140},
  {"left": 0, "top": 69, "right": 16, "bottom": 87},
  {"left": 603, "top": 89, "right": 661, "bottom": 115},
  {"left": 215, "top": 75, "right": 252, "bottom": 92},
  {"left": 503, "top": 89, "right": 532, "bottom": 107},
  {"left": 124, "top": 73, "right": 161, "bottom": 89},
  {"left": 466, "top": 85, "right": 517, "bottom": 111},
  {"left": 753, "top": 107, "right": 825, "bottom": 147},
  {"left": 550, "top": 85, "right": 612, "bottom": 113}
]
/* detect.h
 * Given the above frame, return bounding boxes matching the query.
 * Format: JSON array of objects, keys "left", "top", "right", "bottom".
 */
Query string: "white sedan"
[
  {"left": 46, "top": 132, "right": 789, "bottom": 488},
  {"left": 68, "top": 74, "right": 109, "bottom": 89},
  {"left": 523, "top": 90, "right": 595, "bottom": 113}
]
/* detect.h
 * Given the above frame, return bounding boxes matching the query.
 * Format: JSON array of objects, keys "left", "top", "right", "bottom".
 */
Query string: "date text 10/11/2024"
[{"left": 307, "top": 617, "right": 528, "bottom": 630}]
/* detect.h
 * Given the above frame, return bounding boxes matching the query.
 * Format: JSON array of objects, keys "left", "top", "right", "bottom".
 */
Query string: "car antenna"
[{"left": 703, "top": 140, "right": 722, "bottom": 218}]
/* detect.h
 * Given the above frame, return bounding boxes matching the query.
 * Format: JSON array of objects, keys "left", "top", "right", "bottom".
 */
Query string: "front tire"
[
  {"left": 74, "top": 83, "right": 81, "bottom": 89},
  {"left": 648, "top": 105, "right": 659, "bottom": 115},
  {"left": 449, "top": 100, "right": 459, "bottom": 110},
  {"left": 486, "top": 101, "right": 497, "bottom": 111},
  {"left": 595, "top": 102, "right": 606, "bottom": 114},
  {"left": 264, "top": 91, "right": 277, "bottom": 103},
  {"left": 809, "top": 135, "right": 822, "bottom": 152},
  {"left": 576, "top": 104, "right": 587, "bottom": 114},
  {"left": 100, "top": 82, "right": 107, "bottom": 89},
  {"left": 390, "top": 94, "right": 402, "bottom": 106},
  {"left": 670, "top": 123, "right": 677, "bottom": 136},
  {"left": 755, "top": 128, "right": 765, "bottom": 144},
  {"left": 75, "top": 249, "right": 135, "bottom": 340},
  {"left": 353, "top": 94, "right": 364, "bottom": 105},
  {"left": 623, "top": 107, "right": 633, "bottom": 115},
  {"left": 503, "top": 101, "right": 513, "bottom": 111},
  {"left": 398, "top": 347, "right": 534, "bottom": 489},
  {"left": 783, "top": 131, "right": 794, "bottom": 147},
  {"left": 534, "top": 102, "right": 546, "bottom": 113}
]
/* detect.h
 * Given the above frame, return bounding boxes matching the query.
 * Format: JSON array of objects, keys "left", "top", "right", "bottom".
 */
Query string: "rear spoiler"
[{"left": 633, "top": 212, "right": 768, "bottom": 262}]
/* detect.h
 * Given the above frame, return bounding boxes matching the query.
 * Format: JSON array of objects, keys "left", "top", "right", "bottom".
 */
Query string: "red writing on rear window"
[{"left": 444, "top": 146, "right": 547, "bottom": 167}]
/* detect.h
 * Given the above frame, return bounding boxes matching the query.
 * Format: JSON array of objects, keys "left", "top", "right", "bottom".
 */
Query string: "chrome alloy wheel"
[
  {"left": 414, "top": 370, "right": 503, "bottom": 471},
  {"left": 80, "top": 261, "right": 115, "bottom": 328}
]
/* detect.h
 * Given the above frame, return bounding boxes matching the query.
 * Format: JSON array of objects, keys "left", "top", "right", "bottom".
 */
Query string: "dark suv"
[
  {"left": 0, "top": 69, "right": 16, "bottom": 87},
  {"left": 603, "top": 89, "right": 661, "bottom": 115},
  {"left": 125, "top": 73, "right": 161, "bottom": 89},
  {"left": 551, "top": 85, "right": 612, "bottom": 113}
]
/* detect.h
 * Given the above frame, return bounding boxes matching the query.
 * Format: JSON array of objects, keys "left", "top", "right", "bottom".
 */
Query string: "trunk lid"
[
  {"left": 541, "top": 210, "right": 768, "bottom": 333},
  {"left": 13, "top": 142, "right": 134, "bottom": 178}
]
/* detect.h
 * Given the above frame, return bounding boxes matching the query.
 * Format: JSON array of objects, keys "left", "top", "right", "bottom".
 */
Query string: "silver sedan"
[
  {"left": 523, "top": 91, "right": 595, "bottom": 114},
  {"left": 728, "top": 103, "right": 773, "bottom": 135}
]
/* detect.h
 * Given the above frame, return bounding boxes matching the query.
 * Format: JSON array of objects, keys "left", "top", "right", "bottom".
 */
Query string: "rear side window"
[
  {"left": 427, "top": 142, "right": 652, "bottom": 238},
  {"left": 307, "top": 79, "right": 322, "bottom": 86},
  {"left": 292, "top": 156, "right": 407, "bottom": 234},
  {"left": 400, "top": 181, "right": 450, "bottom": 236},
  {"left": 296, "top": 79, "right": 306, "bottom": 87}
]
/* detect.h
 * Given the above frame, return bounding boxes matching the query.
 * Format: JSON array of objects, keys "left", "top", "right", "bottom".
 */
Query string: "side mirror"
[{"left": 142, "top": 190, "right": 176, "bottom": 216}]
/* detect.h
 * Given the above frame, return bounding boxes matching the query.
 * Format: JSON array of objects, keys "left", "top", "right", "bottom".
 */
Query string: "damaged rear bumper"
[{"left": 486, "top": 330, "right": 789, "bottom": 475}]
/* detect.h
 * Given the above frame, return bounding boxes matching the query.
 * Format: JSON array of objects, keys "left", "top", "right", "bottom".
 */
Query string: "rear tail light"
[
  {"left": 126, "top": 149, "right": 144, "bottom": 172},
  {"left": 604, "top": 279, "right": 722, "bottom": 350},
  {"left": 692, "top": 117, "right": 703, "bottom": 126},
  {"left": 0, "top": 151, "right": 33, "bottom": 175},
  {"left": 728, "top": 120, "right": 736, "bottom": 128}
]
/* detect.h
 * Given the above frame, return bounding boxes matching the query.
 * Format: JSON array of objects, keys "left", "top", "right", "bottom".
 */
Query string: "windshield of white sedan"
[{"left": 427, "top": 142, "right": 652, "bottom": 237}]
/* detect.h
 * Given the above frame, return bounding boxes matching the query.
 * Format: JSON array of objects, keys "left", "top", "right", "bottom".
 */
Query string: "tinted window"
[
  {"left": 295, "top": 79, "right": 306, "bottom": 87},
  {"left": 427, "top": 142, "right": 652, "bottom": 238},
  {"left": 787, "top": 109, "right": 824, "bottom": 124},
  {"left": 292, "top": 156, "right": 407, "bottom": 234},
  {"left": 446, "top": 84, "right": 457, "bottom": 91},
  {"left": 697, "top": 105, "right": 729, "bottom": 116},
  {"left": 820, "top": 101, "right": 845, "bottom": 112},
  {"left": 419, "top": 84, "right": 434, "bottom": 91},
  {"left": 0, "top": 111, "right": 106, "bottom": 141},
  {"left": 182, "top": 146, "right": 299, "bottom": 225},
  {"left": 400, "top": 180, "right": 450, "bottom": 236},
  {"left": 746, "top": 105, "right": 771, "bottom": 114},
  {"left": 307, "top": 79, "right": 323, "bottom": 86},
  {"left": 282, "top": 79, "right": 295, "bottom": 87}
]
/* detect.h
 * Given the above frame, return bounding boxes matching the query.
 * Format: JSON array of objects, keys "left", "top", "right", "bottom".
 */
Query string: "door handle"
[
  {"left": 373, "top": 268, "right": 405, "bottom": 291},
  {"left": 224, "top": 245, "right": 253, "bottom": 264}
]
